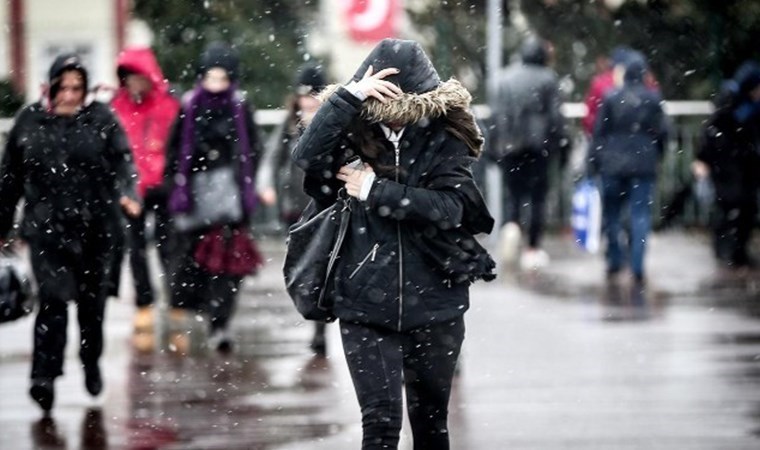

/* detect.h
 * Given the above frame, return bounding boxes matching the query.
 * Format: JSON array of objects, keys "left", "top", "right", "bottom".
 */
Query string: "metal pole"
[
  {"left": 486, "top": 0, "right": 503, "bottom": 234},
  {"left": 486, "top": 0, "right": 502, "bottom": 105}
]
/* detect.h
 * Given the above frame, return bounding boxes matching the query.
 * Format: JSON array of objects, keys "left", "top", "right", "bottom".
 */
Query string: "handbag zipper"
[{"left": 348, "top": 243, "right": 379, "bottom": 279}]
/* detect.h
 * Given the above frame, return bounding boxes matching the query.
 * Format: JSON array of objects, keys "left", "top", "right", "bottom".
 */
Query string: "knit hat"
[
  {"left": 48, "top": 53, "right": 88, "bottom": 100},
  {"left": 733, "top": 61, "right": 760, "bottom": 98},
  {"left": 198, "top": 42, "right": 240, "bottom": 82},
  {"left": 295, "top": 62, "right": 327, "bottom": 95},
  {"left": 520, "top": 37, "right": 548, "bottom": 66}
]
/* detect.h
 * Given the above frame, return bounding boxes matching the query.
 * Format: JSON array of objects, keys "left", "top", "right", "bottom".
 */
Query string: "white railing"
[{"left": 0, "top": 101, "right": 715, "bottom": 134}]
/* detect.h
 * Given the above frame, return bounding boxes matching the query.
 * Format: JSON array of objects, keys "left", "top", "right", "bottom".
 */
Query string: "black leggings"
[
  {"left": 127, "top": 188, "right": 171, "bottom": 307},
  {"left": 340, "top": 318, "right": 465, "bottom": 450}
]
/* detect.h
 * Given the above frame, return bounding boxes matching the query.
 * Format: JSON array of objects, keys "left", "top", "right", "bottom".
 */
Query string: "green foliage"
[
  {"left": 133, "top": 0, "right": 319, "bottom": 108},
  {"left": 134, "top": 0, "right": 759, "bottom": 103},
  {"left": 0, "top": 80, "right": 24, "bottom": 117},
  {"left": 409, "top": 0, "right": 760, "bottom": 101}
]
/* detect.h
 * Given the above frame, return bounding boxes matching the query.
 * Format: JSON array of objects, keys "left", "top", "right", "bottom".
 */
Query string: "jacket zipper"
[
  {"left": 348, "top": 243, "right": 379, "bottom": 279},
  {"left": 395, "top": 146, "right": 404, "bottom": 332}
]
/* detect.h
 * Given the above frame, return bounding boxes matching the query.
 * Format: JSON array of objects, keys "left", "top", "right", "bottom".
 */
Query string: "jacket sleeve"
[
  {"left": 292, "top": 87, "right": 363, "bottom": 207},
  {"left": 245, "top": 101, "right": 263, "bottom": 183},
  {"left": 587, "top": 96, "right": 612, "bottom": 175},
  {"left": 256, "top": 120, "right": 286, "bottom": 192},
  {"left": 163, "top": 114, "right": 183, "bottom": 188},
  {"left": 0, "top": 115, "right": 25, "bottom": 238},
  {"left": 292, "top": 87, "right": 363, "bottom": 174},
  {"left": 546, "top": 75, "right": 570, "bottom": 163},
  {"left": 582, "top": 78, "right": 604, "bottom": 136},
  {"left": 367, "top": 141, "right": 493, "bottom": 233},
  {"left": 105, "top": 112, "right": 138, "bottom": 202},
  {"left": 651, "top": 99, "right": 669, "bottom": 157}
]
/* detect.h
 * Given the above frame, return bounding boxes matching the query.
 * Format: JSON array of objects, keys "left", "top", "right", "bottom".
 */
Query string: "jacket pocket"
[
  {"left": 348, "top": 243, "right": 380, "bottom": 279},
  {"left": 341, "top": 243, "right": 397, "bottom": 305}
]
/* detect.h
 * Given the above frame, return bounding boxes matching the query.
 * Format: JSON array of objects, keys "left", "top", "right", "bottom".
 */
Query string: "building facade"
[{"left": 0, "top": 0, "right": 129, "bottom": 102}]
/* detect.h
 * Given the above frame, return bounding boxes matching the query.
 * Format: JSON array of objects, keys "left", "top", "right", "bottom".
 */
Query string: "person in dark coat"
[
  {"left": 693, "top": 61, "right": 760, "bottom": 268},
  {"left": 165, "top": 42, "right": 262, "bottom": 353},
  {"left": 0, "top": 54, "right": 141, "bottom": 412},
  {"left": 492, "top": 36, "right": 569, "bottom": 270},
  {"left": 293, "top": 38, "right": 495, "bottom": 450},
  {"left": 111, "top": 47, "right": 180, "bottom": 339},
  {"left": 257, "top": 61, "right": 332, "bottom": 355},
  {"left": 589, "top": 52, "right": 669, "bottom": 284}
]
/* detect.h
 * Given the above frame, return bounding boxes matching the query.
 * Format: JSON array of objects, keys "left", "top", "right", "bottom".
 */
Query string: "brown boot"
[
  {"left": 133, "top": 305, "right": 155, "bottom": 333},
  {"left": 167, "top": 308, "right": 190, "bottom": 356}
]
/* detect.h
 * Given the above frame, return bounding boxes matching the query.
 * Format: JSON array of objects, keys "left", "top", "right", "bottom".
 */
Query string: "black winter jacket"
[
  {"left": 589, "top": 79, "right": 668, "bottom": 178},
  {"left": 492, "top": 61, "right": 567, "bottom": 160},
  {"left": 164, "top": 92, "right": 261, "bottom": 226},
  {"left": 0, "top": 101, "right": 135, "bottom": 244},
  {"left": 293, "top": 83, "right": 495, "bottom": 332}
]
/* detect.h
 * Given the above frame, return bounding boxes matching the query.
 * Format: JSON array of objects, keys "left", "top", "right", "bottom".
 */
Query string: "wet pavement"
[{"left": 1, "top": 230, "right": 760, "bottom": 449}]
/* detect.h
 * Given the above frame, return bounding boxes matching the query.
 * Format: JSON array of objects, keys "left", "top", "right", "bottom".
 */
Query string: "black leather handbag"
[
  {"left": 0, "top": 250, "right": 33, "bottom": 323},
  {"left": 283, "top": 191, "right": 351, "bottom": 322}
]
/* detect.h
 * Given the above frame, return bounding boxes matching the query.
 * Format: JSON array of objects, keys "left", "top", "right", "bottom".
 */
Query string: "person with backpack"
[{"left": 493, "top": 36, "right": 569, "bottom": 270}]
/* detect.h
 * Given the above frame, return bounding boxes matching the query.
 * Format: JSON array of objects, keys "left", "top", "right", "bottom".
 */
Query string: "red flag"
[{"left": 344, "top": 0, "right": 400, "bottom": 43}]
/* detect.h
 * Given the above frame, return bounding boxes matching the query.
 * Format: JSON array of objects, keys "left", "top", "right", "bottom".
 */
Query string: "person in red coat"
[
  {"left": 110, "top": 47, "right": 180, "bottom": 339},
  {"left": 583, "top": 47, "right": 660, "bottom": 136}
]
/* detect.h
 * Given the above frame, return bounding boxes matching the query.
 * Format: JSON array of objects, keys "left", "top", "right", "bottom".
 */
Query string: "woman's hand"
[
  {"left": 337, "top": 164, "right": 375, "bottom": 199},
  {"left": 120, "top": 196, "right": 142, "bottom": 218},
  {"left": 353, "top": 66, "right": 403, "bottom": 104},
  {"left": 259, "top": 187, "right": 277, "bottom": 206},
  {"left": 692, "top": 160, "right": 710, "bottom": 179}
]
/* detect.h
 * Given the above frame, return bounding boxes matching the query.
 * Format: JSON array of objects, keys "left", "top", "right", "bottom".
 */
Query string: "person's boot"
[
  {"left": 310, "top": 322, "right": 327, "bottom": 356},
  {"left": 30, "top": 378, "right": 55, "bottom": 412},
  {"left": 167, "top": 308, "right": 190, "bottom": 356},
  {"left": 208, "top": 327, "right": 234, "bottom": 354},
  {"left": 133, "top": 305, "right": 155, "bottom": 333},
  {"left": 132, "top": 305, "right": 156, "bottom": 353},
  {"left": 83, "top": 363, "right": 102, "bottom": 397}
]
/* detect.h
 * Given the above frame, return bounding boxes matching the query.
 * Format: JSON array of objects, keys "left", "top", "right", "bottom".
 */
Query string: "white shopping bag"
[{"left": 571, "top": 178, "right": 602, "bottom": 254}]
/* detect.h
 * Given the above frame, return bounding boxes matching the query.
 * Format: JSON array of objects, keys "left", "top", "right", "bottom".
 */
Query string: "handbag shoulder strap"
[{"left": 318, "top": 196, "right": 351, "bottom": 305}]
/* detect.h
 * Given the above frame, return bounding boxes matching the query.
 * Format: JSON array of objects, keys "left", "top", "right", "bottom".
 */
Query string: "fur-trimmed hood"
[{"left": 318, "top": 78, "right": 484, "bottom": 157}]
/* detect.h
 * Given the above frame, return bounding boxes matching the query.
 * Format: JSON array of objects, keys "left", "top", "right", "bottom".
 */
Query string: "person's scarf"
[{"left": 169, "top": 84, "right": 257, "bottom": 215}]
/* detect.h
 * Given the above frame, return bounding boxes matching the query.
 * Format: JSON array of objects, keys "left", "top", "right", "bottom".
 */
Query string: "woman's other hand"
[
  {"left": 259, "top": 187, "right": 277, "bottom": 206},
  {"left": 337, "top": 164, "right": 375, "bottom": 199},
  {"left": 120, "top": 196, "right": 142, "bottom": 218}
]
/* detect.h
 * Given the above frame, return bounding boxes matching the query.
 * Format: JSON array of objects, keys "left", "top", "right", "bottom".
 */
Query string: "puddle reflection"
[
  {"left": 31, "top": 408, "right": 106, "bottom": 450},
  {"left": 599, "top": 279, "right": 664, "bottom": 322}
]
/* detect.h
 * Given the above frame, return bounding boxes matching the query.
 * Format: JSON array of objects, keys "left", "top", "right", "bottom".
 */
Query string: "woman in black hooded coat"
[{"left": 293, "top": 39, "right": 495, "bottom": 450}]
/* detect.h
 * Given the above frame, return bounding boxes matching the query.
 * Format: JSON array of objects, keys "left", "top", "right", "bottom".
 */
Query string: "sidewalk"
[{"left": 1, "top": 230, "right": 760, "bottom": 449}]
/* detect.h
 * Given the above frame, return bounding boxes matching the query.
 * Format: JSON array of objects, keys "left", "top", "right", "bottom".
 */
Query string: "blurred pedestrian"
[
  {"left": 583, "top": 46, "right": 660, "bottom": 137},
  {"left": 492, "top": 36, "right": 569, "bottom": 270},
  {"left": 293, "top": 38, "right": 495, "bottom": 450},
  {"left": 589, "top": 52, "right": 669, "bottom": 284},
  {"left": 582, "top": 47, "right": 630, "bottom": 137},
  {"left": 165, "top": 42, "right": 262, "bottom": 353},
  {"left": 111, "top": 47, "right": 180, "bottom": 341},
  {"left": 257, "top": 61, "right": 331, "bottom": 355},
  {"left": 693, "top": 61, "right": 760, "bottom": 268},
  {"left": 0, "top": 54, "right": 141, "bottom": 412}
]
